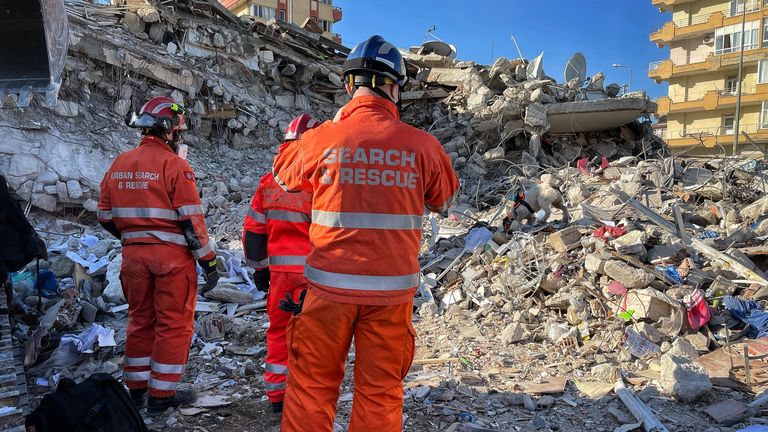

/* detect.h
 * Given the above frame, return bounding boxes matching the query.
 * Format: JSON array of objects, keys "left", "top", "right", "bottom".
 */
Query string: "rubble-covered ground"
[{"left": 4, "top": 1, "right": 768, "bottom": 432}]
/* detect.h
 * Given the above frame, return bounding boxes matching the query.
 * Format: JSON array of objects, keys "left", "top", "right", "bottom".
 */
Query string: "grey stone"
[
  {"left": 584, "top": 253, "right": 606, "bottom": 274},
  {"left": 49, "top": 256, "right": 75, "bottom": 278},
  {"left": 537, "top": 395, "right": 555, "bottom": 408},
  {"left": 167, "top": 42, "right": 178, "bottom": 56},
  {"left": 9, "top": 154, "right": 41, "bottom": 180},
  {"left": 634, "top": 322, "right": 663, "bottom": 344},
  {"left": 83, "top": 199, "right": 98, "bottom": 212},
  {"left": 204, "top": 285, "right": 253, "bottom": 305},
  {"left": 501, "top": 322, "right": 526, "bottom": 344},
  {"left": 37, "top": 170, "right": 60, "bottom": 185},
  {"left": 80, "top": 300, "right": 98, "bottom": 323},
  {"left": 669, "top": 337, "right": 699, "bottom": 360},
  {"left": 590, "top": 363, "right": 619, "bottom": 382},
  {"left": 523, "top": 394, "right": 536, "bottom": 411},
  {"left": 123, "top": 11, "right": 145, "bottom": 34},
  {"left": 524, "top": 102, "right": 548, "bottom": 129},
  {"left": 604, "top": 260, "right": 655, "bottom": 289},
  {"left": 274, "top": 94, "right": 294, "bottom": 109},
  {"left": 454, "top": 156, "right": 467, "bottom": 169},
  {"left": 56, "top": 181, "right": 69, "bottom": 202},
  {"left": 66, "top": 180, "right": 83, "bottom": 200},
  {"left": 113, "top": 99, "right": 131, "bottom": 117},
  {"left": 54, "top": 100, "right": 79, "bottom": 117},
  {"left": 660, "top": 353, "right": 711, "bottom": 402}
]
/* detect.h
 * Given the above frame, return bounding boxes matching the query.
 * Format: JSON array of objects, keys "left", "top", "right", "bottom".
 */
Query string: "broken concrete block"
[
  {"left": 633, "top": 322, "right": 663, "bottom": 344},
  {"left": 54, "top": 100, "right": 79, "bottom": 117},
  {"left": 604, "top": 261, "right": 654, "bottom": 290},
  {"left": 113, "top": 99, "right": 131, "bottom": 116},
  {"left": 66, "top": 180, "right": 83, "bottom": 200},
  {"left": 204, "top": 285, "right": 253, "bottom": 304},
  {"left": 660, "top": 354, "right": 711, "bottom": 402},
  {"left": 623, "top": 288, "right": 673, "bottom": 321},
  {"left": 31, "top": 194, "right": 57, "bottom": 212},
  {"left": 524, "top": 102, "right": 548, "bottom": 129},
  {"left": 49, "top": 256, "right": 75, "bottom": 278},
  {"left": 274, "top": 94, "right": 294, "bottom": 109},
  {"left": 584, "top": 253, "right": 606, "bottom": 274},
  {"left": 9, "top": 153, "right": 42, "bottom": 180},
  {"left": 83, "top": 199, "right": 98, "bottom": 212},
  {"left": 56, "top": 181, "right": 69, "bottom": 202},
  {"left": 37, "top": 170, "right": 59, "bottom": 185},
  {"left": 612, "top": 230, "right": 646, "bottom": 255},
  {"left": 80, "top": 300, "right": 98, "bottom": 323},
  {"left": 501, "top": 322, "right": 526, "bottom": 344},
  {"left": 669, "top": 337, "right": 699, "bottom": 360},
  {"left": 548, "top": 226, "right": 582, "bottom": 253},
  {"left": 123, "top": 11, "right": 145, "bottom": 34}
]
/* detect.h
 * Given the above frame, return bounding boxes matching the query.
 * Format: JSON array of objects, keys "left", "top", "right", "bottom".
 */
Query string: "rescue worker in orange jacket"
[
  {"left": 242, "top": 113, "right": 320, "bottom": 413},
  {"left": 273, "top": 35, "right": 460, "bottom": 432},
  {"left": 98, "top": 97, "right": 219, "bottom": 414}
]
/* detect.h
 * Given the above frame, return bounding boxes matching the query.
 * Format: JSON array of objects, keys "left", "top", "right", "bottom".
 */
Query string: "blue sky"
[{"left": 334, "top": 0, "right": 671, "bottom": 98}]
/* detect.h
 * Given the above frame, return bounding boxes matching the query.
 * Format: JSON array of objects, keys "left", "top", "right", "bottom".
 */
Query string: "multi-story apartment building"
[
  {"left": 650, "top": 0, "right": 768, "bottom": 152},
  {"left": 219, "top": 0, "right": 342, "bottom": 43}
]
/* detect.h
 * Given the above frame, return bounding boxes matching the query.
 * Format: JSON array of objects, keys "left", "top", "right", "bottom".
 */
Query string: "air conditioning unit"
[{"left": 703, "top": 34, "right": 715, "bottom": 44}]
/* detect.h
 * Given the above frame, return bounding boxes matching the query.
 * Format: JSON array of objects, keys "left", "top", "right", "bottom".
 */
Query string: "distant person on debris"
[
  {"left": 0, "top": 174, "right": 47, "bottom": 314},
  {"left": 98, "top": 96, "right": 219, "bottom": 414},
  {"left": 273, "top": 35, "right": 460, "bottom": 432},
  {"left": 242, "top": 113, "right": 320, "bottom": 413}
]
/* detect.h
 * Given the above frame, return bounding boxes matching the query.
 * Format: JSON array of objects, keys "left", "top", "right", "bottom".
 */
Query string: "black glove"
[
  {"left": 253, "top": 268, "right": 270, "bottom": 293},
  {"left": 199, "top": 258, "right": 219, "bottom": 294},
  {"left": 279, "top": 289, "right": 307, "bottom": 315}
]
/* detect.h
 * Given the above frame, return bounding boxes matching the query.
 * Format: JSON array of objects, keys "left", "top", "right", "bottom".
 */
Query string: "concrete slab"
[{"left": 547, "top": 98, "right": 657, "bottom": 134}]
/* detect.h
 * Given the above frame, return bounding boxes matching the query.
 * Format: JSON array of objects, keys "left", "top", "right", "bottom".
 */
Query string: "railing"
[
  {"left": 649, "top": 61, "right": 665, "bottom": 73},
  {"left": 672, "top": 12, "right": 714, "bottom": 28},
  {"left": 664, "top": 123, "right": 762, "bottom": 140},
  {"left": 667, "top": 84, "right": 758, "bottom": 102},
  {"left": 725, "top": 1, "right": 760, "bottom": 17}
]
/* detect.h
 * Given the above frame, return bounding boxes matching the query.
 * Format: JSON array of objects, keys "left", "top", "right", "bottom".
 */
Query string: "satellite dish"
[
  {"left": 564, "top": 53, "right": 587, "bottom": 83},
  {"left": 419, "top": 40, "right": 458, "bottom": 60},
  {"left": 526, "top": 52, "right": 545, "bottom": 80}
]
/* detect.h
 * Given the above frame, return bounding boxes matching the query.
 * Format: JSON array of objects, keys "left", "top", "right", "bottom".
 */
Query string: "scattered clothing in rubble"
[
  {"left": 683, "top": 289, "right": 711, "bottom": 332},
  {"left": 723, "top": 296, "right": 768, "bottom": 339},
  {"left": 592, "top": 224, "right": 627, "bottom": 241}
]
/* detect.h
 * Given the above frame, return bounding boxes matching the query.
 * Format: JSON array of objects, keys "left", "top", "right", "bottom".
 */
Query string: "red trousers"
[
  {"left": 121, "top": 244, "right": 197, "bottom": 398},
  {"left": 265, "top": 271, "right": 306, "bottom": 403},
  {"left": 281, "top": 287, "right": 416, "bottom": 432}
]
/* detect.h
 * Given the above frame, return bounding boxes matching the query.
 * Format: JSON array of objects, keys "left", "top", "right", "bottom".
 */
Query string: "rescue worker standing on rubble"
[
  {"left": 273, "top": 35, "right": 460, "bottom": 432},
  {"left": 98, "top": 96, "right": 219, "bottom": 413},
  {"left": 242, "top": 113, "right": 320, "bottom": 413}
]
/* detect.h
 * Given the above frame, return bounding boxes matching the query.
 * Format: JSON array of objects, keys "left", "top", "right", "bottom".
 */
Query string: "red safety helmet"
[
  {"left": 126, "top": 96, "right": 187, "bottom": 134},
  {"left": 284, "top": 113, "right": 320, "bottom": 141}
]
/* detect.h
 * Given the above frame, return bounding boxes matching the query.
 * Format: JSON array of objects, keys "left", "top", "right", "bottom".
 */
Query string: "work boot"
[
  {"left": 129, "top": 388, "right": 147, "bottom": 409},
  {"left": 147, "top": 389, "right": 196, "bottom": 414},
  {"left": 271, "top": 401, "right": 283, "bottom": 413}
]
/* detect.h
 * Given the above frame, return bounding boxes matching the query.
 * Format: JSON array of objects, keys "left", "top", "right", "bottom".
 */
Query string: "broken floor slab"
[{"left": 547, "top": 98, "right": 658, "bottom": 133}]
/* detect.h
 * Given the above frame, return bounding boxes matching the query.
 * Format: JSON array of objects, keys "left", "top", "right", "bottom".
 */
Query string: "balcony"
[
  {"left": 652, "top": 0, "right": 699, "bottom": 12},
  {"left": 656, "top": 83, "right": 768, "bottom": 115},
  {"left": 663, "top": 123, "right": 768, "bottom": 150},
  {"left": 649, "top": 48, "right": 768, "bottom": 82},
  {"left": 332, "top": 6, "right": 342, "bottom": 22},
  {"left": 650, "top": 12, "right": 724, "bottom": 46}
]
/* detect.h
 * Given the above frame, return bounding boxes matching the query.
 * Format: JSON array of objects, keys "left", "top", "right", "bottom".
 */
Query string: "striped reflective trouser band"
[
  {"left": 121, "top": 230, "right": 213, "bottom": 259},
  {"left": 269, "top": 255, "right": 306, "bottom": 266},
  {"left": 149, "top": 378, "right": 178, "bottom": 391},
  {"left": 265, "top": 381, "right": 287, "bottom": 391},
  {"left": 305, "top": 264, "right": 420, "bottom": 291},
  {"left": 265, "top": 363, "right": 288, "bottom": 374},
  {"left": 312, "top": 210, "right": 422, "bottom": 230},
  {"left": 246, "top": 258, "right": 268, "bottom": 268},
  {"left": 98, "top": 205, "right": 205, "bottom": 222},
  {"left": 265, "top": 209, "right": 310, "bottom": 223},
  {"left": 124, "top": 356, "right": 151, "bottom": 382},
  {"left": 151, "top": 360, "right": 185, "bottom": 375}
]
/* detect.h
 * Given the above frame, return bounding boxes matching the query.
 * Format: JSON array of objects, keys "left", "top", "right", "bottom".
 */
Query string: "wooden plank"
[{"left": 522, "top": 376, "right": 567, "bottom": 394}]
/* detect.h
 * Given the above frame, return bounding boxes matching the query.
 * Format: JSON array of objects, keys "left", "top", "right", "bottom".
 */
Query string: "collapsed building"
[{"left": 4, "top": 1, "right": 768, "bottom": 432}]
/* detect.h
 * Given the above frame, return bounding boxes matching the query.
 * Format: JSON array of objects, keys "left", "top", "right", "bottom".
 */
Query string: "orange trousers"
[
  {"left": 121, "top": 244, "right": 197, "bottom": 398},
  {"left": 281, "top": 287, "right": 416, "bottom": 432},
  {"left": 264, "top": 271, "right": 306, "bottom": 403}
]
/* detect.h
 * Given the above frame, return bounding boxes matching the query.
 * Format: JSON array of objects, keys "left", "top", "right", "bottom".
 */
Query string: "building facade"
[
  {"left": 219, "top": 0, "right": 342, "bottom": 43},
  {"left": 650, "top": 0, "right": 768, "bottom": 152}
]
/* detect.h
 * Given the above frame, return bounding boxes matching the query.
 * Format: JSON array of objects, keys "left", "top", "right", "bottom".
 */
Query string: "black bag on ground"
[{"left": 25, "top": 373, "right": 148, "bottom": 432}]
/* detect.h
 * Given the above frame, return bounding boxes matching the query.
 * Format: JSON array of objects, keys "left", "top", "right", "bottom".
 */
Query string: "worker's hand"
[
  {"left": 199, "top": 258, "right": 219, "bottom": 294},
  {"left": 253, "top": 268, "right": 270, "bottom": 293}
]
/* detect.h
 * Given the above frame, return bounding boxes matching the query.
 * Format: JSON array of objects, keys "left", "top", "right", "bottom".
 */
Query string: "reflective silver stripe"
[
  {"left": 149, "top": 378, "right": 178, "bottom": 391},
  {"left": 265, "top": 381, "right": 286, "bottom": 391},
  {"left": 121, "top": 230, "right": 188, "bottom": 246},
  {"left": 112, "top": 207, "right": 179, "bottom": 220},
  {"left": 124, "top": 371, "right": 151, "bottom": 381},
  {"left": 305, "top": 264, "right": 420, "bottom": 291},
  {"left": 247, "top": 258, "right": 269, "bottom": 268},
  {"left": 177, "top": 204, "right": 205, "bottom": 217},
  {"left": 125, "top": 356, "right": 151, "bottom": 367},
  {"left": 97, "top": 209, "right": 112, "bottom": 220},
  {"left": 269, "top": 255, "right": 306, "bottom": 266},
  {"left": 312, "top": 210, "right": 422, "bottom": 230},
  {"left": 266, "top": 209, "right": 310, "bottom": 223},
  {"left": 248, "top": 207, "right": 266, "bottom": 223},
  {"left": 191, "top": 242, "right": 214, "bottom": 259},
  {"left": 265, "top": 363, "right": 288, "bottom": 374},
  {"left": 151, "top": 360, "right": 185, "bottom": 375}
]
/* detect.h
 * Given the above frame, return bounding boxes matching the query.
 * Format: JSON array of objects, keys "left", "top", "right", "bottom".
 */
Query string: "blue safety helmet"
[{"left": 343, "top": 35, "right": 407, "bottom": 88}]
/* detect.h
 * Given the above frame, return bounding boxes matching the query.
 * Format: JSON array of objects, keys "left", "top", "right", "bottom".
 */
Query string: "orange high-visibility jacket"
[
  {"left": 242, "top": 172, "right": 312, "bottom": 273},
  {"left": 273, "top": 96, "right": 460, "bottom": 305},
  {"left": 97, "top": 136, "right": 214, "bottom": 261}
]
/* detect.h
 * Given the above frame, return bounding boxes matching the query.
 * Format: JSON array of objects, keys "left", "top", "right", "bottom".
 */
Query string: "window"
[
  {"left": 760, "top": 60, "right": 768, "bottom": 83},
  {"left": 731, "top": 0, "right": 760, "bottom": 15},
  {"left": 319, "top": 19, "right": 331, "bottom": 32},
  {"left": 715, "top": 21, "right": 760, "bottom": 54},
  {"left": 250, "top": 4, "right": 276, "bottom": 19},
  {"left": 724, "top": 75, "right": 739, "bottom": 94},
  {"left": 762, "top": 102, "right": 768, "bottom": 128},
  {"left": 724, "top": 116, "right": 736, "bottom": 135},
  {"left": 764, "top": 18, "right": 768, "bottom": 45},
  {"left": 278, "top": 9, "right": 286, "bottom": 21},
  {"left": 319, "top": 0, "right": 332, "bottom": 4}
]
